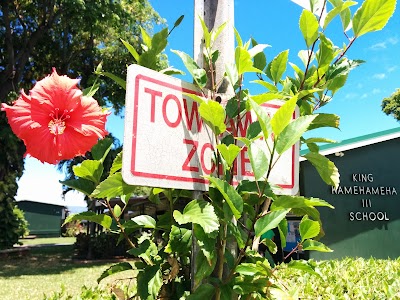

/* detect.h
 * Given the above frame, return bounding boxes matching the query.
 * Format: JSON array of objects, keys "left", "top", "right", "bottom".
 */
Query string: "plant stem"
[{"left": 105, "top": 200, "right": 135, "bottom": 249}]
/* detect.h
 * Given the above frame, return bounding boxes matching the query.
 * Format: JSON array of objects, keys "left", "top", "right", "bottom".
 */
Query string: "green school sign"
[{"left": 300, "top": 128, "right": 400, "bottom": 259}]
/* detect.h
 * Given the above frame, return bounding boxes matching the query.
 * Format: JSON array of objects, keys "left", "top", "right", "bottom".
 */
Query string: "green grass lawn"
[
  {"left": 19, "top": 236, "right": 76, "bottom": 246},
  {"left": 0, "top": 240, "right": 123, "bottom": 300}
]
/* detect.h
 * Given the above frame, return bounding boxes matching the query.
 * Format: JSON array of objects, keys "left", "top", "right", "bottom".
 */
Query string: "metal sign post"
[{"left": 192, "top": 0, "right": 235, "bottom": 291}]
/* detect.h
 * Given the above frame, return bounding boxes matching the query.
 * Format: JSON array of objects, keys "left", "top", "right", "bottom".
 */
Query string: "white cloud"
[
  {"left": 360, "top": 93, "right": 368, "bottom": 99},
  {"left": 388, "top": 37, "right": 398, "bottom": 45},
  {"left": 387, "top": 66, "right": 398, "bottom": 73},
  {"left": 373, "top": 73, "right": 386, "bottom": 80},
  {"left": 370, "top": 42, "right": 386, "bottom": 50},
  {"left": 370, "top": 37, "right": 398, "bottom": 50},
  {"left": 344, "top": 93, "right": 358, "bottom": 99},
  {"left": 372, "top": 88, "right": 381, "bottom": 94}
]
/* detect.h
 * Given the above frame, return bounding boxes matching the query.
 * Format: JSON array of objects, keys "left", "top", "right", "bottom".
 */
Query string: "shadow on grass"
[{"left": 0, "top": 245, "right": 113, "bottom": 277}]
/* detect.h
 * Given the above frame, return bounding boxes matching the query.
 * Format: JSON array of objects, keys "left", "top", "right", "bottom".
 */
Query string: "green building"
[
  {"left": 300, "top": 127, "right": 400, "bottom": 259},
  {"left": 17, "top": 200, "right": 67, "bottom": 237}
]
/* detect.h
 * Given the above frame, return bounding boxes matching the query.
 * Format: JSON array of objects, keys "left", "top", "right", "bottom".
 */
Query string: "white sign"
[{"left": 122, "top": 65, "right": 299, "bottom": 194}]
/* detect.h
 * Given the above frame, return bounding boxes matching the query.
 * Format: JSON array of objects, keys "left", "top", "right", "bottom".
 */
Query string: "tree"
[
  {"left": 381, "top": 89, "right": 400, "bottom": 121},
  {"left": 0, "top": 0, "right": 163, "bottom": 111},
  {"left": 0, "top": 0, "right": 162, "bottom": 249}
]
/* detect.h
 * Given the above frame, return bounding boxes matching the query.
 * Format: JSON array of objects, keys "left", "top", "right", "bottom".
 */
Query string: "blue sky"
[{"left": 16, "top": 1, "right": 400, "bottom": 208}]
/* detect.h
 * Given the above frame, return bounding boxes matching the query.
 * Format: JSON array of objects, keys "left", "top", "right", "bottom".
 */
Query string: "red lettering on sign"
[
  {"left": 183, "top": 99, "right": 203, "bottom": 132},
  {"left": 182, "top": 139, "right": 199, "bottom": 172},
  {"left": 201, "top": 143, "right": 216, "bottom": 174},
  {"left": 238, "top": 112, "right": 253, "bottom": 137},
  {"left": 162, "top": 94, "right": 182, "bottom": 128},
  {"left": 144, "top": 87, "right": 162, "bottom": 123},
  {"left": 241, "top": 147, "right": 253, "bottom": 176}
]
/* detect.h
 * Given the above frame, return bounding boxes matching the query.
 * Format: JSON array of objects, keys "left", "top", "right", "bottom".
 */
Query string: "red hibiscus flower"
[{"left": 1, "top": 68, "right": 110, "bottom": 164}]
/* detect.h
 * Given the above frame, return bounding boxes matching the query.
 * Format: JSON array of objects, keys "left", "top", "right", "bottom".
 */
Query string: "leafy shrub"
[
  {"left": 75, "top": 232, "right": 131, "bottom": 259},
  {"left": 13, "top": 206, "right": 29, "bottom": 238},
  {"left": 43, "top": 284, "right": 119, "bottom": 300},
  {"left": 275, "top": 257, "right": 400, "bottom": 299},
  {"left": 62, "top": 220, "right": 84, "bottom": 237}
]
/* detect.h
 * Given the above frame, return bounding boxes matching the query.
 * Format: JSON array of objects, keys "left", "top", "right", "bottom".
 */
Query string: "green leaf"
[
  {"left": 303, "top": 152, "right": 340, "bottom": 187},
  {"left": 352, "top": 0, "right": 396, "bottom": 37},
  {"left": 246, "top": 121, "right": 262, "bottom": 140},
  {"left": 120, "top": 38, "right": 139, "bottom": 61},
  {"left": 234, "top": 27, "right": 243, "bottom": 47},
  {"left": 63, "top": 212, "right": 112, "bottom": 229},
  {"left": 251, "top": 80, "right": 278, "bottom": 92},
  {"left": 151, "top": 28, "right": 168, "bottom": 54},
  {"left": 194, "top": 251, "right": 217, "bottom": 285},
  {"left": 299, "top": 215, "right": 320, "bottom": 241},
  {"left": 248, "top": 141, "right": 269, "bottom": 181},
  {"left": 159, "top": 67, "right": 185, "bottom": 76},
  {"left": 248, "top": 98, "right": 272, "bottom": 139},
  {"left": 308, "top": 113, "right": 340, "bottom": 130},
  {"left": 250, "top": 92, "right": 286, "bottom": 105},
  {"left": 113, "top": 204, "right": 122, "bottom": 219},
  {"left": 268, "top": 50, "right": 289, "bottom": 85},
  {"left": 165, "top": 225, "right": 192, "bottom": 254},
  {"left": 327, "top": 74, "right": 348, "bottom": 95},
  {"left": 123, "top": 215, "right": 156, "bottom": 230},
  {"left": 60, "top": 178, "right": 96, "bottom": 196},
  {"left": 73, "top": 160, "right": 103, "bottom": 184},
  {"left": 227, "top": 221, "right": 245, "bottom": 249},
  {"left": 91, "top": 138, "right": 113, "bottom": 162},
  {"left": 303, "top": 137, "right": 337, "bottom": 144},
  {"left": 275, "top": 115, "right": 317, "bottom": 155},
  {"left": 236, "top": 262, "right": 270, "bottom": 276},
  {"left": 325, "top": 58, "right": 364, "bottom": 81},
  {"left": 109, "top": 152, "right": 122, "bottom": 175},
  {"left": 199, "top": 17, "right": 212, "bottom": 48},
  {"left": 271, "top": 96, "right": 298, "bottom": 137},
  {"left": 271, "top": 195, "right": 334, "bottom": 210},
  {"left": 206, "top": 177, "right": 243, "bottom": 220},
  {"left": 199, "top": 100, "right": 226, "bottom": 135},
  {"left": 302, "top": 239, "right": 333, "bottom": 252},
  {"left": 128, "top": 239, "right": 158, "bottom": 265},
  {"left": 317, "top": 34, "right": 335, "bottom": 72},
  {"left": 187, "top": 283, "right": 215, "bottom": 299},
  {"left": 254, "top": 209, "right": 290, "bottom": 237},
  {"left": 173, "top": 15, "right": 184, "bottom": 28},
  {"left": 251, "top": 38, "right": 268, "bottom": 71},
  {"left": 323, "top": 1, "right": 357, "bottom": 30},
  {"left": 194, "top": 224, "right": 217, "bottom": 264},
  {"left": 137, "top": 265, "right": 163, "bottom": 299},
  {"left": 261, "top": 238, "right": 278, "bottom": 254},
  {"left": 211, "top": 21, "right": 228, "bottom": 46},
  {"left": 82, "top": 82, "right": 100, "bottom": 97},
  {"left": 287, "top": 260, "right": 322, "bottom": 277},
  {"left": 99, "top": 71, "right": 126, "bottom": 90},
  {"left": 299, "top": 10, "right": 319, "bottom": 48},
  {"left": 140, "top": 27, "right": 152, "bottom": 48},
  {"left": 217, "top": 144, "right": 241, "bottom": 168},
  {"left": 97, "top": 262, "right": 133, "bottom": 283},
  {"left": 173, "top": 199, "right": 219, "bottom": 234},
  {"left": 91, "top": 172, "right": 139, "bottom": 200},
  {"left": 172, "top": 50, "right": 207, "bottom": 88},
  {"left": 235, "top": 46, "right": 263, "bottom": 75},
  {"left": 225, "top": 62, "right": 239, "bottom": 88}
]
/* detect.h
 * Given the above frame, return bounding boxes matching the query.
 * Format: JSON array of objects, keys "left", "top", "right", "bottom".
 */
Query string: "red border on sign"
[{"left": 130, "top": 73, "right": 297, "bottom": 189}]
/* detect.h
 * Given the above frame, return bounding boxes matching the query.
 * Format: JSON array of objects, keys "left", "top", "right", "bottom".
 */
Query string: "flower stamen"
[{"left": 48, "top": 119, "right": 66, "bottom": 135}]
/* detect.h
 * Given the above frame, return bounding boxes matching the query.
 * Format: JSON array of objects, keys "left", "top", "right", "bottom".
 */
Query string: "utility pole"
[
  {"left": 194, "top": 0, "right": 234, "bottom": 92},
  {"left": 192, "top": 0, "right": 235, "bottom": 292}
]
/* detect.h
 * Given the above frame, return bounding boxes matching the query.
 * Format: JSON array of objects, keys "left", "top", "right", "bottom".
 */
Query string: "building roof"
[
  {"left": 300, "top": 127, "right": 400, "bottom": 158},
  {"left": 17, "top": 200, "right": 67, "bottom": 208}
]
